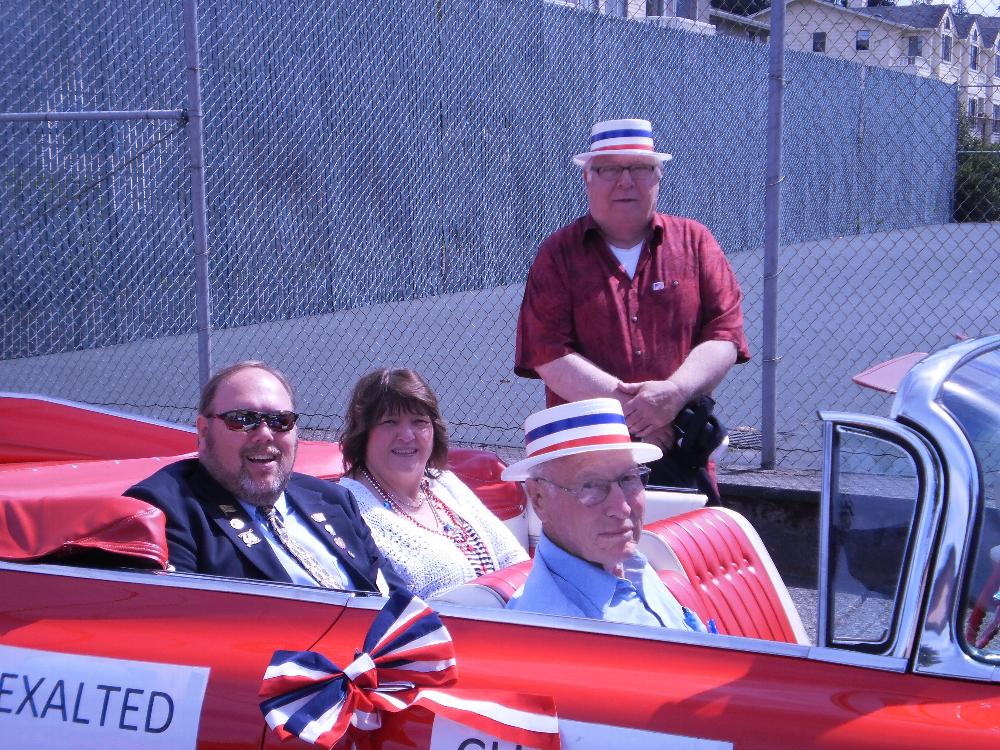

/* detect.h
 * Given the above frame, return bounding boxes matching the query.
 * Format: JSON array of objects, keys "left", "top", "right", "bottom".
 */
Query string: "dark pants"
[{"left": 646, "top": 448, "right": 721, "bottom": 507}]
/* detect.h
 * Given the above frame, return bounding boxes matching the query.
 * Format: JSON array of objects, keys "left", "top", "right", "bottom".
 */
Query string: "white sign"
[
  {"left": 0, "top": 644, "right": 210, "bottom": 750},
  {"left": 430, "top": 715, "right": 732, "bottom": 750}
]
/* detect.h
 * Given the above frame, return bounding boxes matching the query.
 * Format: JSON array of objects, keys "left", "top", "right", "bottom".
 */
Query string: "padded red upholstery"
[
  {"left": 657, "top": 569, "right": 704, "bottom": 614},
  {"left": 294, "top": 440, "right": 347, "bottom": 479},
  {"left": 0, "top": 441, "right": 353, "bottom": 502},
  {"left": 458, "top": 559, "right": 533, "bottom": 601},
  {"left": 450, "top": 563, "right": 707, "bottom": 610},
  {"left": 448, "top": 448, "right": 526, "bottom": 522},
  {"left": 0, "top": 394, "right": 196, "bottom": 465},
  {"left": 644, "top": 508, "right": 802, "bottom": 643},
  {"left": 0, "top": 494, "right": 168, "bottom": 569}
]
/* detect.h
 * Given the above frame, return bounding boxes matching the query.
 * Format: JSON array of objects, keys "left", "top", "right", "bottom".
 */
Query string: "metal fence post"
[
  {"left": 761, "top": 0, "right": 786, "bottom": 470},
  {"left": 183, "top": 0, "right": 213, "bottom": 388}
]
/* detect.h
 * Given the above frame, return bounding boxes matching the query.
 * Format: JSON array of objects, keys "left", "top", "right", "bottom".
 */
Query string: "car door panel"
[{"left": 0, "top": 566, "right": 351, "bottom": 750}]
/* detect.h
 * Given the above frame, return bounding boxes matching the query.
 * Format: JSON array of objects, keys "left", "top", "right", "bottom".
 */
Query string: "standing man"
[
  {"left": 126, "top": 361, "right": 402, "bottom": 594},
  {"left": 515, "top": 118, "right": 749, "bottom": 502}
]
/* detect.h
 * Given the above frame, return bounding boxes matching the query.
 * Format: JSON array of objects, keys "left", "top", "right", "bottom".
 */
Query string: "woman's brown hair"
[{"left": 340, "top": 368, "right": 449, "bottom": 476}]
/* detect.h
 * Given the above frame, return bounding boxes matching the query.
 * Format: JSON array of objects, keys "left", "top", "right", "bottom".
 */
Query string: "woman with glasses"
[{"left": 338, "top": 368, "right": 528, "bottom": 599}]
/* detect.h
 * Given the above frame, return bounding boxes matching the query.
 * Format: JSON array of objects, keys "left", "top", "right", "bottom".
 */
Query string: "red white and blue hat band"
[
  {"left": 525, "top": 411, "right": 631, "bottom": 457},
  {"left": 573, "top": 118, "right": 672, "bottom": 167},
  {"left": 501, "top": 398, "right": 662, "bottom": 481},
  {"left": 589, "top": 125, "right": 655, "bottom": 153}
]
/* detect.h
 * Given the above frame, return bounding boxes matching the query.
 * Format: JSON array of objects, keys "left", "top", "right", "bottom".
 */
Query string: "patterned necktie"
[{"left": 260, "top": 505, "right": 344, "bottom": 589}]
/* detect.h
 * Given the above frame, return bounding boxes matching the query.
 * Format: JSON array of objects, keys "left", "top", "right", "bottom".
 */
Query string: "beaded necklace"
[
  {"left": 361, "top": 466, "right": 496, "bottom": 576},
  {"left": 361, "top": 466, "right": 425, "bottom": 513}
]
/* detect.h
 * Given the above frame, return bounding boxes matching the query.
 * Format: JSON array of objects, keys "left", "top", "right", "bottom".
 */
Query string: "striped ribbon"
[{"left": 259, "top": 591, "right": 560, "bottom": 749}]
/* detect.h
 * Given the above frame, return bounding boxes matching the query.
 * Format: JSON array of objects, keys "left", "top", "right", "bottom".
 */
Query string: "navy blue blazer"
[{"left": 125, "top": 458, "right": 404, "bottom": 593}]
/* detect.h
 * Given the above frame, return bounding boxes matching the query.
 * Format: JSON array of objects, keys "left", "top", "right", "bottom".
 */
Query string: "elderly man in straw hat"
[
  {"left": 501, "top": 398, "right": 710, "bottom": 631},
  {"left": 514, "top": 118, "right": 749, "bottom": 504}
]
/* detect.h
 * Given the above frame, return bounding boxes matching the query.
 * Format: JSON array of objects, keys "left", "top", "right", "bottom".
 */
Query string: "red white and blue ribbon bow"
[{"left": 259, "top": 591, "right": 560, "bottom": 749}]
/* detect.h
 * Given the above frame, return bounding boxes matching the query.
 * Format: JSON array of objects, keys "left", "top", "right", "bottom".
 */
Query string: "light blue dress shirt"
[
  {"left": 508, "top": 532, "right": 707, "bottom": 632},
  {"left": 238, "top": 493, "right": 356, "bottom": 589}
]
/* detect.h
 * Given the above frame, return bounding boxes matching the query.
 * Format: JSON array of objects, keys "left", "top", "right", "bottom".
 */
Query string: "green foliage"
[{"left": 954, "top": 113, "right": 1000, "bottom": 222}]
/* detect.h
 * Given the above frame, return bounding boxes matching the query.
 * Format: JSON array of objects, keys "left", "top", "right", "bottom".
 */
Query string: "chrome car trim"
[
  {"left": 817, "top": 413, "right": 944, "bottom": 661},
  {"left": 0, "top": 559, "right": 361, "bottom": 606},
  {"left": 817, "top": 421, "right": 835, "bottom": 648},
  {"left": 805, "top": 646, "right": 908, "bottom": 672},
  {"left": 892, "top": 335, "right": 1000, "bottom": 681}
]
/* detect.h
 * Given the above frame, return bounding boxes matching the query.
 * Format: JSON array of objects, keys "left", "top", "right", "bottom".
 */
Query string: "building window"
[
  {"left": 676, "top": 0, "right": 696, "bottom": 20},
  {"left": 972, "top": 44, "right": 979, "bottom": 70},
  {"left": 993, "top": 103, "right": 1000, "bottom": 133},
  {"left": 813, "top": 31, "right": 827, "bottom": 52},
  {"left": 645, "top": 0, "right": 664, "bottom": 15},
  {"left": 907, "top": 35, "right": 923, "bottom": 59},
  {"left": 856, "top": 29, "right": 871, "bottom": 51},
  {"left": 995, "top": 54, "right": 1000, "bottom": 78},
  {"left": 945, "top": 17, "right": 951, "bottom": 30},
  {"left": 969, "top": 98, "right": 978, "bottom": 118},
  {"left": 942, "top": 34, "right": 952, "bottom": 63}
]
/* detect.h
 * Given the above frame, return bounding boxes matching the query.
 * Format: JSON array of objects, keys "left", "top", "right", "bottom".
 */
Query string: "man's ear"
[
  {"left": 196, "top": 414, "right": 209, "bottom": 443},
  {"left": 524, "top": 479, "right": 550, "bottom": 524}
]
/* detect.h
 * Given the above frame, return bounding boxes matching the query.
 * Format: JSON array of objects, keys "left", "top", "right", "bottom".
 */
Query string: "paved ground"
[{"left": 2, "top": 222, "right": 998, "bottom": 476}]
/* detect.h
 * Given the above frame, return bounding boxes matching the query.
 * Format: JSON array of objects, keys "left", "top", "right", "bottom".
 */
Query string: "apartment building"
[
  {"left": 549, "top": 0, "right": 770, "bottom": 42},
  {"left": 551, "top": 0, "right": 998, "bottom": 139},
  {"left": 753, "top": 1, "right": 1000, "bottom": 141}
]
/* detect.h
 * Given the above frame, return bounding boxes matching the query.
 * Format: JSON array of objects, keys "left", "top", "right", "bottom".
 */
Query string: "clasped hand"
[{"left": 616, "top": 379, "right": 688, "bottom": 450}]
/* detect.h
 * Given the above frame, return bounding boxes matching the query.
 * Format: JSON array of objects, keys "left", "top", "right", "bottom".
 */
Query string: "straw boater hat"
[
  {"left": 501, "top": 398, "right": 663, "bottom": 482},
  {"left": 572, "top": 118, "right": 673, "bottom": 168}
]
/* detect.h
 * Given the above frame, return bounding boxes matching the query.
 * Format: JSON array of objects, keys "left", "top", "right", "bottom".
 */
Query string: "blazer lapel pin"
[
  {"left": 239, "top": 529, "right": 262, "bottom": 548},
  {"left": 327, "top": 527, "right": 355, "bottom": 558}
]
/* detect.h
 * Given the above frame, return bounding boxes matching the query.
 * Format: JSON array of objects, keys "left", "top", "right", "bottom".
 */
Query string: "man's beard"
[
  {"left": 235, "top": 463, "right": 290, "bottom": 507},
  {"left": 200, "top": 434, "right": 295, "bottom": 507}
]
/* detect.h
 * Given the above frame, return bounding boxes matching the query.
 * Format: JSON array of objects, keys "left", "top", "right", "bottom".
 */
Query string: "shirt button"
[
  {"left": 631, "top": 315, "right": 638, "bottom": 323},
  {"left": 635, "top": 350, "right": 642, "bottom": 356}
]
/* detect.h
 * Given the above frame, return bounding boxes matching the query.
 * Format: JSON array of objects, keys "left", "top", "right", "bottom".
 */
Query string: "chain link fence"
[{"left": 2, "top": 0, "right": 998, "bottom": 471}]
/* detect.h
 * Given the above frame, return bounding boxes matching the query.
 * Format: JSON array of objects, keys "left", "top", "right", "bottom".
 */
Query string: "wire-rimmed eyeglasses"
[{"left": 532, "top": 466, "right": 650, "bottom": 507}]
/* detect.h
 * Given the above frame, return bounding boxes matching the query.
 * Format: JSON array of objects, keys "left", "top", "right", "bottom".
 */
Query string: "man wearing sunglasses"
[
  {"left": 126, "top": 361, "right": 403, "bottom": 594},
  {"left": 500, "top": 398, "right": 709, "bottom": 631},
  {"left": 514, "top": 118, "right": 750, "bottom": 505}
]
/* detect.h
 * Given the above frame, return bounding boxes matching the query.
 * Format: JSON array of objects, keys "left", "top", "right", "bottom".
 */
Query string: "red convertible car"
[{"left": 2, "top": 334, "right": 1000, "bottom": 749}]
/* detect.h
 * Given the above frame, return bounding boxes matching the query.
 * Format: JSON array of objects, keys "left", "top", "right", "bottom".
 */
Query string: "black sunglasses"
[{"left": 208, "top": 409, "right": 299, "bottom": 433}]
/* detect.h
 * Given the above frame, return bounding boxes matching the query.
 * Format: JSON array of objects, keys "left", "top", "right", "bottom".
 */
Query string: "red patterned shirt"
[{"left": 515, "top": 212, "right": 750, "bottom": 406}]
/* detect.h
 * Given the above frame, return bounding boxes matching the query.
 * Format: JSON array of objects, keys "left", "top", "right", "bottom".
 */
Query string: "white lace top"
[{"left": 339, "top": 472, "right": 528, "bottom": 598}]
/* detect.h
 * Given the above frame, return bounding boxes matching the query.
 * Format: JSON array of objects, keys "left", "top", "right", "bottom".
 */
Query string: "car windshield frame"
[
  {"left": 892, "top": 334, "right": 1000, "bottom": 681},
  {"left": 937, "top": 347, "right": 1000, "bottom": 662}
]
